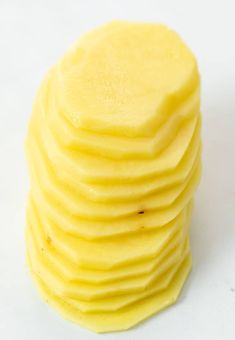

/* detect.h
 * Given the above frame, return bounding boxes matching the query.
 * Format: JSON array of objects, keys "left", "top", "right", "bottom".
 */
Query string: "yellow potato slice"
[
  {"left": 27, "top": 198, "right": 190, "bottom": 269},
  {"left": 55, "top": 21, "right": 199, "bottom": 137},
  {"left": 29, "top": 158, "right": 200, "bottom": 239},
  {"left": 31, "top": 213, "right": 186, "bottom": 283},
  {"left": 66, "top": 240, "right": 189, "bottom": 312},
  {"left": 26, "top": 109, "right": 201, "bottom": 203},
  {"left": 26, "top": 221, "right": 188, "bottom": 300},
  {"left": 27, "top": 125, "right": 199, "bottom": 219},
  {"left": 27, "top": 249, "right": 192, "bottom": 332},
  {"left": 39, "top": 67, "right": 200, "bottom": 160},
  {"left": 26, "top": 88, "right": 201, "bottom": 203},
  {"left": 79, "top": 145, "right": 201, "bottom": 203},
  {"left": 32, "top": 105, "right": 199, "bottom": 183}
]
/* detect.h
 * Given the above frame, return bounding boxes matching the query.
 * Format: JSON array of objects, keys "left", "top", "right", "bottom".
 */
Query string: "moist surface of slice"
[{"left": 56, "top": 21, "right": 199, "bottom": 137}]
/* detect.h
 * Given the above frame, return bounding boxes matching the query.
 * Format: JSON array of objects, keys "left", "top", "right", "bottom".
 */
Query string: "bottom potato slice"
[{"left": 27, "top": 250, "right": 191, "bottom": 332}]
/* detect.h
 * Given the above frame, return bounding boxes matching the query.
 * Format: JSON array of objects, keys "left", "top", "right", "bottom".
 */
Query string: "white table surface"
[{"left": 0, "top": 1, "right": 235, "bottom": 339}]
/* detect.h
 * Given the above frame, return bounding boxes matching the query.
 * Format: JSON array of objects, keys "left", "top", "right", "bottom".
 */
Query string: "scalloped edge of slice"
[{"left": 27, "top": 251, "right": 192, "bottom": 333}]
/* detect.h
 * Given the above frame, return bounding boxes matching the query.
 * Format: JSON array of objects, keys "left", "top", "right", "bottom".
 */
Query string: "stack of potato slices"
[{"left": 25, "top": 21, "right": 201, "bottom": 333}]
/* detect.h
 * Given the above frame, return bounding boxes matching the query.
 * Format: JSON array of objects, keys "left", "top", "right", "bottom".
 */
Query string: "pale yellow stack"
[{"left": 25, "top": 21, "right": 201, "bottom": 332}]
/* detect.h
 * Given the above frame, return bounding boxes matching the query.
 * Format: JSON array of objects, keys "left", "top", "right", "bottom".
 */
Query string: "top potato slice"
[
  {"left": 55, "top": 21, "right": 199, "bottom": 137},
  {"left": 40, "top": 67, "right": 199, "bottom": 160}
]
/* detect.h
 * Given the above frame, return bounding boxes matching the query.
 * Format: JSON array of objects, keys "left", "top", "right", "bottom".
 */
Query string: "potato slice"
[
  {"left": 27, "top": 198, "right": 190, "bottom": 269},
  {"left": 38, "top": 67, "right": 200, "bottom": 160},
  {"left": 56, "top": 21, "right": 199, "bottom": 137},
  {"left": 26, "top": 221, "right": 188, "bottom": 299},
  {"left": 31, "top": 216, "right": 185, "bottom": 283},
  {"left": 32, "top": 105, "right": 200, "bottom": 183},
  {"left": 66, "top": 240, "right": 189, "bottom": 312},
  {"left": 26, "top": 112, "right": 201, "bottom": 203},
  {"left": 27, "top": 249, "right": 192, "bottom": 332},
  {"left": 29, "top": 159, "right": 200, "bottom": 239},
  {"left": 27, "top": 126, "right": 199, "bottom": 219}
]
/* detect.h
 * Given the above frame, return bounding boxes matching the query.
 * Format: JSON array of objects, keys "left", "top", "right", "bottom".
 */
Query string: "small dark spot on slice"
[
  {"left": 41, "top": 247, "right": 44, "bottom": 252},
  {"left": 46, "top": 235, "right": 52, "bottom": 245},
  {"left": 138, "top": 210, "right": 145, "bottom": 215},
  {"left": 230, "top": 288, "right": 235, "bottom": 292}
]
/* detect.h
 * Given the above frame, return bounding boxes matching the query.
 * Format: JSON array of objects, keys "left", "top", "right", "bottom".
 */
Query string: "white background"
[{"left": 0, "top": 1, "right": 235, "bottom": 339}]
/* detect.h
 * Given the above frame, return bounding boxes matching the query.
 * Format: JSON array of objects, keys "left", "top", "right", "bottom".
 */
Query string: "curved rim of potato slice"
[
  {"left": 66, "top": 240, "right": 189, "bottom": 312},
  {"left": 26, "top": 110, "right": 201, "bottom": 203},
  {"left": 28, "top": 158, "right": 200, "bottom": 240},
  {"left": 52, "top": 90, "right": 200, "bottom": 160},
  {"left": 27, "top": 248, "right": 192, "bottom": 332},
  {"left": 39, "top": 66, "right": 200, "bottom": 160},
  {"left": 29, "top": 213, "right": 185, "bottom": 283},
  {"left": 27, "top": 197, "right": 190, "bottom": 270},
  {"left": 27, "top": 91, "right": 200, "bottom": 183},
  {"left": 26, "top": 220, "right": 189, "bottom": 300},
  {"left": 27, "top": 127, "right": 200, "bottom": 219},
  {"left": 26, "top": 94, "right": 201, "bottom": 200},
  {"left": 77, "top": 144, "right": 201, "bottom": 203},
  {"left": 36, "top": 107, "right": 200, "bottom": 183}
]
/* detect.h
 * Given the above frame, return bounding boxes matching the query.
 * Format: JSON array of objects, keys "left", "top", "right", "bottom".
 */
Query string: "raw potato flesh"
[
  {"left": 30, "top": 102, "right": 200, "bottom": 183},
  {"left": 27, "top": 198, "right": 191, "bottom": 271},
  {"left": 27, "top": 252, "right": 192, "bottom": 333},
  {"left": 56, "top": 21, "right": 199, "bottom": 137},
  {"left": 30, "top": 218, "right": 185, "bottom": 284},
  {"left": 37, "top": 67, "right": 200, "bottom": 160},
  {"left": 28, "top": 113, "right": 201, "bottom": 203},
  {"left": 26, "top": 221, "right": 189, "bottom": 300},
  {"left": 27, "top": 130, "right": 200, "bottom": 219},
  {"left": 29, "top": 161, "right": 201, "bottom": 239},
  {"left": 26, "top": 221, "right": 189, "bottom": 307},
  {"left": 25, "top": 21, "right": 201, "bottom": 332}
]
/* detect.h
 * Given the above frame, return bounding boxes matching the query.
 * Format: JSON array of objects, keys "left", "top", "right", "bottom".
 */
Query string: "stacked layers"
[{"left": 25, "top": 21, "right": 202, "bottom": 333}]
